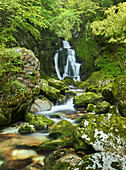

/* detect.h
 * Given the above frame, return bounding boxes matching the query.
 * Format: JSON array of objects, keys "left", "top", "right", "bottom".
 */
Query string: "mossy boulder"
[
  {"left": 18, "top": 123, "right": 36, "bottom": 134},
  {"left": 37, "top": 137, "right": 73, "bottom": 151},
  {"left": 44, "top": 149, "right": 81, "bottom": 170},
  {"left": 87, "top": 103, "right": 95, "bottom": 112},
  {"left": 40, "top": 79, "right": 60, "bottom": 100},
  {"left": 25, "top": 112, "right": 54, "bottom": 130},
  {"left": 94, "top": 101, "right": 111, "bottom": 114},
  {"left": 0, "top": 48, "right": 41, "bottom": 126},
  {"left": 48, "top": 78, "right": 68, "bottom": 93},
  {"left": 49, "top": 120, "right": 75, "bottom": 139},
  {"left": 73, "top": 114, "right": 126, "bottom": 156},
  {"left": 69, "top": 152, "right": 125, "bottom": 170},
  {"left": 102, "top": 75, "right": 126, "bottom": 116},
  {"left": 73, "top": 92, "right": 103, "bottom": 108}
]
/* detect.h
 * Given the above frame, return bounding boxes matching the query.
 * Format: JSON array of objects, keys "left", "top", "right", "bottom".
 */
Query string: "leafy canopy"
[
  {"left": 0, "top": 0, "right": 54, "bottom": 46},
  {"left": 91, "top": 2, "right": 126, "bottom": 43}
]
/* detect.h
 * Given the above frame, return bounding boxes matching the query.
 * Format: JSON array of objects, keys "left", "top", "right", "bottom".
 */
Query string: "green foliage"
[
  {"left": 91, "top": 2, "right": 126, "bottom": 43},
  {"left": 0, "top": 0, "right": 52, "bottom": 46}
]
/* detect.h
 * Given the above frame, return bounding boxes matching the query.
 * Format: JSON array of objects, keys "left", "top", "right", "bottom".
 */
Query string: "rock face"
[
  {"left": 0, "top": 48, "right": 41, "bottom": 126},
  {"left": 73, "top": 92, "right": 103, "bottom": 108},
  {"left": 73, "top": 114, "right": 126, "bottom": 156},
  {"left": 102, "top": 75, "right": 126, "bottom": 116}
]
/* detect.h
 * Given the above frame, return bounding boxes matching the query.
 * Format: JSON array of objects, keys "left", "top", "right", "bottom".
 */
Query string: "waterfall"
[{"left": 54, "top": 41, "right": 81, "bottom": 81}]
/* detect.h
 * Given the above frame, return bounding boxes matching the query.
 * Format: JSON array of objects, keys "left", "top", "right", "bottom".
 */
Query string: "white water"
[{"left": 54, "top": 41, "right": 81, "bottom": 81}]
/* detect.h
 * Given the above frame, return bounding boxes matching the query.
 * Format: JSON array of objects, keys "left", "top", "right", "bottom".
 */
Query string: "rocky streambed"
[{"left": 0, "top": 89, "right": 126, "bottom": 170}]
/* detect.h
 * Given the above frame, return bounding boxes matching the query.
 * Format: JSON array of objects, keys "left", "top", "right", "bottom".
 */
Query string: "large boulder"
[
  {"left": 0, "top": 48, "right": 41, "bottom": 126},
  {"left": 49, "top": 120, "right": 75, "bottom": 139},
  {"left": 73, "top": 114, "right": 126, "bottom": 156},
  {"left": 73, "top": 92, "right": 103, "bottom": 108}
]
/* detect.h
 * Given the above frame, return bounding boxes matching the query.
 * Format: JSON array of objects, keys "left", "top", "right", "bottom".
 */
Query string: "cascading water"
[{"left": 54, "top": 41, "right": 81, "bottom": 81}]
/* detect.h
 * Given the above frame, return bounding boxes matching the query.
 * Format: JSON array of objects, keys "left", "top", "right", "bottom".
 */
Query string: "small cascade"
[{"left": 54, "top": 41, "right": 81, "bottom": 81}]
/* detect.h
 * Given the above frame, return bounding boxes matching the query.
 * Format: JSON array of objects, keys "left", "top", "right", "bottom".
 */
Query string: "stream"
[{"left": 0, "top": 88, "right": 84, "bottom": 169}]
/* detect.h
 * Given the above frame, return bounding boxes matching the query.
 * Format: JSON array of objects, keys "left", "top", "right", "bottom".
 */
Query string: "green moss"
[{"left": 0, "top": 48, "right": 24, "bottom": 74}]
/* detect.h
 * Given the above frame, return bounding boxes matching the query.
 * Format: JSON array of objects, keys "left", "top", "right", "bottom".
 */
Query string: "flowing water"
[
  {"left": 54, "top": 41, "right": 81, "bottom": 81},
  {"left": 0, "top": 88, "right": 84, "bottom": 169}
]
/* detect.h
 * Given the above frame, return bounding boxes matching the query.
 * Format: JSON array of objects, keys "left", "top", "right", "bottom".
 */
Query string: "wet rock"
[
  {"left": 73, "top": 114, "right": 126, "bottom": 156},
  {"left": 49, "top": 120, "right": 75, "bottom": 139},
  {"left": 44, "top": 149, "right": 82, "bottom": 170},
  {"left": 30, "top": 99, "right": 52, "bottom": 112},
  {"left": 0, "top": 48, "right": 41, "bottom": 126},
  {"left": 48, "top": 78, "right": 68, "bottom": 93},
  {"left": 25, "top": 112, "right": 54, "bottom": 130},
  {"left": 87, "top": 103, "right": 95, "bottom": 112},
  {"left": 70, "top": 152, "right": 126, "bottom": 170},
  {"left": 73, "top": 92, "right": 103, "bottom": 108},
  {"left": 95, "top": 101, "right": 111, "bottom": 114},
  {"left": 18, "top": 123, "right": 36, "bottom": 134},
  {"left": 12, "top": 149, "right": 37, "bottom": 160}
]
